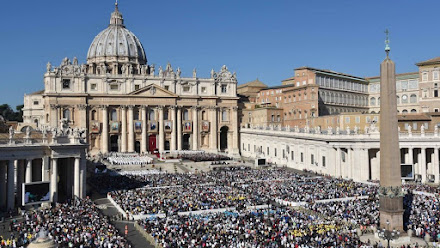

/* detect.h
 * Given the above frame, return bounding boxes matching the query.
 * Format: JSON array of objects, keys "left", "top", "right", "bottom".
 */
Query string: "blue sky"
[{"left": 1, "top": 0, "right": 438, "bottom": 107}]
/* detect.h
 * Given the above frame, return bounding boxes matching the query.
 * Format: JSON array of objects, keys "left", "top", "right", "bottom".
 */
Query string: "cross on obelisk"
[{"left": 379, "top": 29, "right": 404, "bottom": 231}]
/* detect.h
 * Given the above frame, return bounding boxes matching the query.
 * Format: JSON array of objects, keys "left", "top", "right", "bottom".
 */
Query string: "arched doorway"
[
  {"left": 165, "top": 140, "right": 170, "bottom": 151},
  {"left": 110, "top": 135, "right": 119, "bottom": 152},
  {"left": 135, "top": 141, "right": 141, "bottom": 153},
  {"left": 220, "top": 126, "right": 228, "bottom": 152},
  {"left": 182, "top": 134, "right": 190, "bottom": 150},
  {"left": 148, "top": 134, "right": 157, "bottom": 153}
]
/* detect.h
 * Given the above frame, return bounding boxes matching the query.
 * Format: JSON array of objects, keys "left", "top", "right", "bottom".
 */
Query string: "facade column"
[
  {"left": 50, "top": 104, "right": 59, "bottom": 127},
  {"left": 101, "top": 105, "right": 109, "bottom": 154},
  {"left": 141, "top": 106, "right": 147, "bottom": 154},
  {"left": 158, "top": 106, "right": 165, "bottom": 153},
  {"left": 25, "top": 159, "right": 32, "bottom": 183},
  {"left": 434, "top": 147, "right": 439, "bottom": 184},
  {"left": 170, "top": 106, "right": 177, "bottom": 151},
  {"left": 231, "top": 106, "right": 239, "bottom": 155},
  {"left": 74, "top": 157, "right": 80, "bottom": 198},
  {"left": 421, "top": 148, "right": 427, "bottom": 183},
  {"left": 0, "top": 162, "right": 6, "bottom": 209},
  {"left": 80, "top": 156, "right": 87, "bottom": 198},
  {"left": 7, "top": 160, "right": 15, "bottom": 210},
  {"left": 210, "top": 107, "right": 218, "bottom": 153},
  {"left": 192, "top": 106, "right": 199, "bottom": 150},
  {"left": 51, "top": 158, "right": 58, "bottom": 203},
  {"left": 77, "top": 104, "right": 88, "bottom": 129},
  {"left": 121, "top": 106, "right": 127, "bottom": 152},
  {"left": 177, "top": 107, "right": 182, "bottom": 150},
  {"left": 128, "top": 105, "right": 135, "bottom": 152}
]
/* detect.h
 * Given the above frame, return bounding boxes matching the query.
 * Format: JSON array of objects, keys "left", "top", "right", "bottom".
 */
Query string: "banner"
[
  {"left": 183, "top": 121, "right": 192, "bottom": 132},
  {"left": 202, "top": 121, "right": 210, "bottom": 132}
]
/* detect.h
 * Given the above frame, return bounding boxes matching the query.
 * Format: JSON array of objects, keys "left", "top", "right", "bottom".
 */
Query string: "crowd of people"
[
  {"left": 178, "top": 152, "right": 232, "bottom": 162},
  {"left": 100, "top": 167, "right": 440, "bottom": 247},
  {"left": 1, "top": 198, "right": 131, "bottom": 247},
  {"left": 106, "top": 153, "right": 153, "bottom": 166},
  {"left": 138, "top": 207, "right": 364, "bottom": 248}
]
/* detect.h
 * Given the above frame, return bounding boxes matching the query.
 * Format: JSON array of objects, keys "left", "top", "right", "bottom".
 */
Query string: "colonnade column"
[
  {"left": 74, "top": 157, "right": 80, "bottom": 198},
  {"left": 141, "top": 106, "right": 147, "bottom": 154},
  {"left": 177, "top": 107, "right": 182, "bottom": 151},
  {"left": 101, "top": 105, "right": 109, "bottom": 154},
  {"left": 121, "top": 106, "right": 127, "bottom": 152},
  {"left": 25, "top": 159, "right": 32, "bottom": 183},
  {"left": 80, "top": 156, "right": 87, "bottom": 198},
  {"left": 170, "top": 106, "right": 177, "bottom": 151},
  {"left": 7, "top": 160, "right": 15, "bottom": 210},
  {"left": 158, "top": 106, "right": 165, "bottom": 153},
  {"left": 408, "top": 147, "right": 414, "bottom": 165},
  {"left": 434, "top": 147, "right": 439, "bottom": 184},
  {"left": 358, "top": 148, "right": 369, "bottom": 181},
  {"left": 335, "top": 147, "right": 341, "bottom": 178},
  {"left": 128, "top": 105, "right": 135, "bottom": 153},
  {"left": 42, "top": 156, "right": 49, "bottom": 181},
  {"left": 192, "top": 106, "right": 199, "bottom": 150},
  {"left": 210, "top": 107, "right": 218, "bottom": 152},
  {"left": 0, "top": 162, "right": 6, "bottom": 209},
  {"left": 51, "top": 158, "right": 58, "bottom": 203},
  {"left": 17, "top": 160, "right": 24, "bottom": 207},
  {"left": 231, "top": 106, "right": 239, "bottom": 155},
  {"left": 421, "top": 148, "right": 427, "bottom": 183}
]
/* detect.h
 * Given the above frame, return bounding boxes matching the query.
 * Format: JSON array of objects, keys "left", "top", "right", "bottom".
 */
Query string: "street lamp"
[{"left": 377, "top": 220, "right": 400, "bottom": 248}]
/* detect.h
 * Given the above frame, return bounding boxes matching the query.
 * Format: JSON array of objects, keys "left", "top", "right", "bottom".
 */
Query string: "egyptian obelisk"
[{"left": 379, "top": 30, "right": 404, "bottom": 231}]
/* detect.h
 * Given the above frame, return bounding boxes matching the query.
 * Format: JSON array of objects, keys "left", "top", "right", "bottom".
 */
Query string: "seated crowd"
[
  {"left": 106, "top": 153, "right": 153, "bottom": 166},
  {"left": 1, "top": 198, "right": 130, "bottom": 248},
  {"left": 139, "top": 207, "right": 363, "bottom": 248}
]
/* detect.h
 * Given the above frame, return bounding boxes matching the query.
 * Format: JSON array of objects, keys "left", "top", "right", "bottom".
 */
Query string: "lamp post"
[{"left": 377, "top": 220, "right": 400, "bottom": 248}]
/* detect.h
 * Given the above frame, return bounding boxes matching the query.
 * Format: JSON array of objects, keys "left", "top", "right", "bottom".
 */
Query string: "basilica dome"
[{"left": 87, "top": 3, "right": 146, "bottom": 65}]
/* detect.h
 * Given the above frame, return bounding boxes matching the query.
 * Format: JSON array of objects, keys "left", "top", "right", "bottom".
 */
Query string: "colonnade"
[
  {"left": 0, "top": 156, "right": 86, "bottom": 211},
  {"left": 240, "top": 128, "right": 440, "bottom": 184}
]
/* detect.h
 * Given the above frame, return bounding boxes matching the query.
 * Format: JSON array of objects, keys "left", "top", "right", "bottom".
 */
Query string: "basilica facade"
[{"left": 23, "top": 3, "right": 240, "bottom": 156}]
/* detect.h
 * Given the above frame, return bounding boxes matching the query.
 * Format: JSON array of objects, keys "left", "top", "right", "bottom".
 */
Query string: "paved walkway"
[{"left": 93, "top": 193, "right": 154, "bottom": 248}]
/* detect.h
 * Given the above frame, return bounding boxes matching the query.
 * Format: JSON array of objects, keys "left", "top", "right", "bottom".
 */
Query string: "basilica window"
[
  {"left": 110, "top": 84, "right": 119, "bottom": 91},
  {"left": 62, "top": 79, "right": 71, "bottom": 89},
  {"left": 63, "top": 109, "right": 71, "bottom": 121},
  {"left": 221, "top": 85, "right": 227, "bottom": 93},
  {"left": 201, "top": 87, "right": 207, "bottom": 93},
  {"left": 164, "top": 109, "right": 168, "bottom": 120},
  {"left": 183, "top": 86, "right": 190, "bottom": 92},
  {"left": 134, "top": 85, "right": 140, "bottom": 91},
  {"left": 91, "top": 84, "right": 97, "bottom": 90},
  {"left": 164, "top": 86, "right": 170, "bottom": 91},
  {"left": 111, "top": 109, "right": 117, "bottom": 121},
  {"left": 410, "top": 94, "right": 417, "bottom": 103},
  {"left": 90, "top": 110, "right": 96, "bottom": 121},
  {"left": 222, "top": 110, "right": 228, "bottom": 121},
  {"left": 150, "top": 109, "right": 156, "bottom": 121},
  {"left": 411, "top": 109, "right": 417, "bottom": 113},
  {"left": 33, "top": 101, "right": 39, "bottom": 105},
  {"left": 183, "top": 109, "right": 189, "bottom": 121}
]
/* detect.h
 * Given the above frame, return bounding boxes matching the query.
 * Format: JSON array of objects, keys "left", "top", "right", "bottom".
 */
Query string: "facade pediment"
[{"left": 128, "top": 84, "right": 178, "bottom": 97}]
